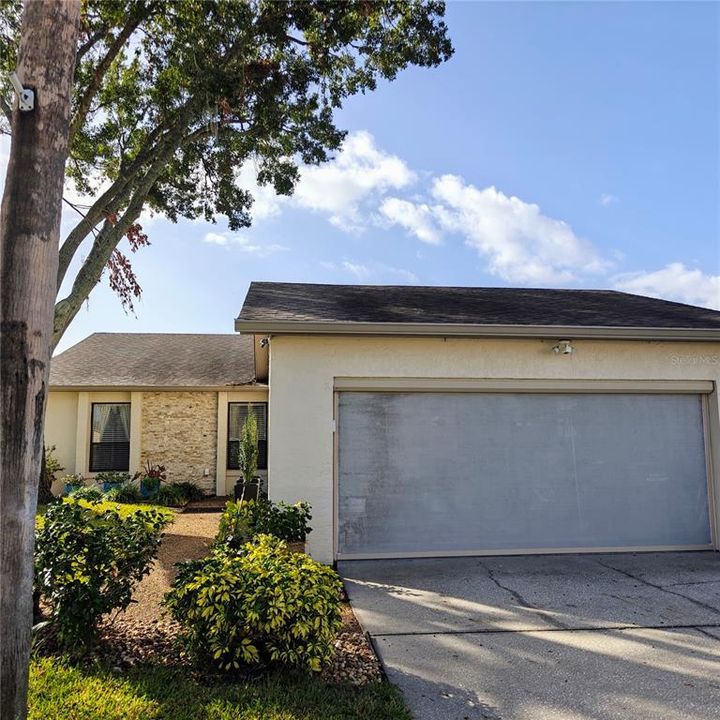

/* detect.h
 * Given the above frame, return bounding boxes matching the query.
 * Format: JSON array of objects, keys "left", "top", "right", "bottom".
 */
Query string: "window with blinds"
[
  {"left": 227, "top": 403, "right": 268, "bottom": 471},
  {"left": 90, "top": 403, "right": 131, "bottom": 472}
]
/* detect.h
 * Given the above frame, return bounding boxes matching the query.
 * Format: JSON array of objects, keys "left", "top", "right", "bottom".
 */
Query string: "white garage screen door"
[{"left": 337, "top": 392, "right": 712, "bottom": 557}]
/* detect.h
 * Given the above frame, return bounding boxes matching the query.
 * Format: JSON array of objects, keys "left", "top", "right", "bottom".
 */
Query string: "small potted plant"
[
  {"left": 62, "top": 473, "right": 85, "bottom": 496},
  {"left": 233, "top": 408, "right": 260, "bottom": 503},
  {"left": 139, "top": 461, "right": 166, "bottom": 499},
  {"left": 96, "top": 471, "right": 131, "bottom": 493}
]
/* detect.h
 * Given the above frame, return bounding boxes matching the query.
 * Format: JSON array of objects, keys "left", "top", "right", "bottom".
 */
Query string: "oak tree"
[
  {"left": 1, "top": 0, "right": 453, "bottom": 348},
  {"left": 0, "top": 3, "right": 81, "bottom": 718}
]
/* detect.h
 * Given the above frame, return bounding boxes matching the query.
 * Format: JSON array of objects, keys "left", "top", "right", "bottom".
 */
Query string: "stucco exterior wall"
[
  {"left": 267, "top": 335, "right": 720, "bottom": 563},
  {"left": 141, "top": 391, "right": 218, "bottom": 491},
  {"left": 45, "top": 391, "right": 79, "bottom": 493}
]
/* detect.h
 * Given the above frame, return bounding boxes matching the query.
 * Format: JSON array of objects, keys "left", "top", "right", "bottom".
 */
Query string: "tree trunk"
[
  {"left": 37, "top": 446, "right": 54, "bottom": 506},
  {"left": 0, "top": 2, "right": 80, "bottom": 718}
]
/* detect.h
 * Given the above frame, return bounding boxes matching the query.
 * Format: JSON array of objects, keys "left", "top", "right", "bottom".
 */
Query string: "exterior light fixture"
[{"left": 552, "top": 339, "right": 574, "bottom": 355}]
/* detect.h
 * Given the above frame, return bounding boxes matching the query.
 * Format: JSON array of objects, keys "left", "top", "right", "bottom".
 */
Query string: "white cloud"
[
  {"left": 600, "top": 193, "right": 618, "bottom": 206},
  {"left": 614, "top": 263, "right": 720, "bottom": 310},
  {"left": 339, "top": 259, "right": 418, "bottom": 284},
  {"left": 428, "top": 174, "right": 609, "bottom": 283},
  {"left": 379, "top": 197, "right": 441, "bottom": 245},
  {"left": 235, "top": 163, "right": 283, "bottom": 222},
  {"left": 203, "top": 232, "right": 230, "bottom": 246},
  {"left": 202, "top": 231, "right": 286, "bottom": 257},
  {"left": 232, "top": 131, "right": 416, "bottom": 233},
  {"left": 293, "top": 131, "right": 415, "bottom": 230},
  {"left": 342, "top": 261, "right": 371, "bottom": 279}
]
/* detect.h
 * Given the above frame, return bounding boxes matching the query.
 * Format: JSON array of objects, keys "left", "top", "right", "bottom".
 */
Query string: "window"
[
  {"left": 227, "top": 403, "right": 268, "bottom": 471},
  {"left": 90, "top": 403, "right": 131, "bottom": 472}
]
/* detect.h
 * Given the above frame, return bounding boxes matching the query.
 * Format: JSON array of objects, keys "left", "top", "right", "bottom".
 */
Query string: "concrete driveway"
[{"left": 339, "top": 553, "right": 720, "bottom": 720}]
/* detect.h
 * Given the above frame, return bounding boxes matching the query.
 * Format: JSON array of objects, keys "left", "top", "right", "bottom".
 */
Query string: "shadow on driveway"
[{"left": 339, "top": 552, "right": 720, "bottom": 720}]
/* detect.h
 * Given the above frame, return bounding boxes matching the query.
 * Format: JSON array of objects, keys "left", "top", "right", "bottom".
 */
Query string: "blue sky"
[{"left": 4, "top": 1, "right": 719, "bottom": 353}]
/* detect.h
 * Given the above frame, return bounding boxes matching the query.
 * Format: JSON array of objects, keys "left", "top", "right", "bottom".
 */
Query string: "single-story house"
[
  {"left": 47, "top": 282, "right": 720, "bottom": 564},
  {"left": 46, "top": 333, "right": 268, "bottom": 497}
]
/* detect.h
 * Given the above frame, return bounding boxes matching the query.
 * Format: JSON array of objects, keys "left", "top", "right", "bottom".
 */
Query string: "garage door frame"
[{"left": 332, "top": 378, "right": 718, "bottom": 560}]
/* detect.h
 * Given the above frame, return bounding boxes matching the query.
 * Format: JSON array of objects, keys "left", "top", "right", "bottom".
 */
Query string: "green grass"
[{"left": 29, "top": 657, "right": 410, "bottom": 720}]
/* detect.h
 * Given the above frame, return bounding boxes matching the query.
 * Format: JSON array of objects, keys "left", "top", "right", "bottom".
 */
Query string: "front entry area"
[{"left": 336, "top": 390, "right": 713, "bottom": 559}]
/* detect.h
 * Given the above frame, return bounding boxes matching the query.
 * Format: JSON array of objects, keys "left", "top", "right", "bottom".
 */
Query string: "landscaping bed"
[{"left": 30, "top": 498, "right": 396, "bottom": 718}]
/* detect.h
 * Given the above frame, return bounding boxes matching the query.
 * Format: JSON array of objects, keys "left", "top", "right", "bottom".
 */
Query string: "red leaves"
[
  {"left": 104, "top": 220, "right": 151, "bottom": 313},
  {"left": 126, "top": 222, "right": 150, "bottom": 252},
  {"left": 107, "top": 248, "right": 142, "bottom": 314}
]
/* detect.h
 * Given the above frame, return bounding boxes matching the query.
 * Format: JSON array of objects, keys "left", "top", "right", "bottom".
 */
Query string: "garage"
[{"left": 337, "top": 390, "right": 713, "bottom": 558}]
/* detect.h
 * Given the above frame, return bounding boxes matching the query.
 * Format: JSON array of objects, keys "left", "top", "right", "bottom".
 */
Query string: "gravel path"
[{"left": 120, "top": 510, "right": 220, "bottom": 623}]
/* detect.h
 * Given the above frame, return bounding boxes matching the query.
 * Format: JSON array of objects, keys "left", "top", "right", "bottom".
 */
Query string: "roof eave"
[
  {"left": 48, "top": 383, "right": 269, "bottom": 392},
  {"left": 234, "top": 319, "right": 720, "bottom": 342}
]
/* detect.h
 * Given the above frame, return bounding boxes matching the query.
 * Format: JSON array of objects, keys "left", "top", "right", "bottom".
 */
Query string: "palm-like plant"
[{"left": 238, "top": 407, "right": 259, "bottom": 502}]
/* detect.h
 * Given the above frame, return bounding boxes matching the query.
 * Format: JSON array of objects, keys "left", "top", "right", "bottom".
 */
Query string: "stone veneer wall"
[{"left": 140, "top": 391, "right": 217, "bottom": 492}]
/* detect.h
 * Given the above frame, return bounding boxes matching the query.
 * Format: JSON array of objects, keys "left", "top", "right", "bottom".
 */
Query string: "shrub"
[
  {"left": 40, "top": 445, "right": 64, "bottom": 503},
  {"left": 96, "top": 471, "right": 132, "bottom": 490},
  {"left": 154, "top": 484, "right": 185, "bottom": 507},
  {"left": 104, "top": 482, "right": 143, "bottom": 503},
  {"left": 237, "top": 407, "right": 259, "bottom": 501},
  {"left": 68, "top": 486, "right": 104, "bottom": 502},
  {"left": 164, "top": 535, "right": 342, "bottom": 673},
  {"left": 61, "top": 473, "right": 85, "bottom": 495},
  {"left": 216, "top": 499, "right": 311, "bottom": 550},
  {"left": 34, "top": 500, "right": 170, "bottom": 651},
  {"left": 173, "top": 481, "right": 205, "bottom": 502}
]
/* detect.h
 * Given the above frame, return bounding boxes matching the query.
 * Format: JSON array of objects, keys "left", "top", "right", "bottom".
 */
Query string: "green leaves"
[
  {"left": 216, "top": 499, "right": 312, "bottom": 550},
  {"left": 238, "top": 406, "right": 259, "bottom": 486},
  {"left": 164, "top": 534, "right": 342, "bottom": 673},
  {"left": 34, "top": 499, "right": 171, "bottom": 652}
]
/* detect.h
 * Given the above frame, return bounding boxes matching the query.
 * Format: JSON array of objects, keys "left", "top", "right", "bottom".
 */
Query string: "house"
[
  {"left": 46, "top": 333, "right": 268, "bottom": 496},
  {"left": 47, "top": 282, "right": 720, "bottom": 564}
]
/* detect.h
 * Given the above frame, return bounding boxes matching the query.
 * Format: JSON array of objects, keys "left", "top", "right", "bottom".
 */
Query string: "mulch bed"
[
  {"left": 44, "top": 507, "right": 383, "bottom": 685},
  {"left": 83, "top": 601, "right": 382, "bottom": 686}
]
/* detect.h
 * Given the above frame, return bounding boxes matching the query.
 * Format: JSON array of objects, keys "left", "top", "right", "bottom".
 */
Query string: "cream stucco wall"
[
  {"left": 267, "top": 335, "right": 720, "bottom": 563},
  {"left": 45, "top": 392, "right": 79, "bottom": 494}
]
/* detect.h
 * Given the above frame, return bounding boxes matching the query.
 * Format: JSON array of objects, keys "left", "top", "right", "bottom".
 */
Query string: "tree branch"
[
  {"left": 75, "top": 26, "right": 108, "bottom": 64},
  {"left": 70, "top": 11, "right": 147, "bottom": 140},
  {"left": 57, "top": 106, "right": 198, "bottom": 290},
  {"left": 53, "top": 150, "right": 172, "bottom": 347}
]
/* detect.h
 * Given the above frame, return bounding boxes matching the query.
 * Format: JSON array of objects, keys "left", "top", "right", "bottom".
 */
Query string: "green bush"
[
  {"left": 34, "top": 500, "right": 170, "bottom": 651},
  {"left": 173, "top": 481, "right": 205, "bottom": 502},
  {"left": 164, "top": 535, "right": 342, "bottom": 673},
  {"left": 96, "top": 471, "right": 132, "bottom": 487},
  {"left": 154, "top": 484, "right": 184, "bottom": 507},
  {"left": 104, "top": 482, "right": 143, "bottom": 503},
  {"left": 61, "top": 473, "right": 85, "bottom": 494},
  {"left": 216, "top": 500, "right": 311, "bottom": 550},
  {"left": 68, "top": 486, "right": 104, "bottom": 502}
]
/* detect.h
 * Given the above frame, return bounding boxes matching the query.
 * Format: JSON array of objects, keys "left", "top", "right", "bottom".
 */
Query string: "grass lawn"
[{"left": 29, "top": 657, "right": 411, "bottom": 720}]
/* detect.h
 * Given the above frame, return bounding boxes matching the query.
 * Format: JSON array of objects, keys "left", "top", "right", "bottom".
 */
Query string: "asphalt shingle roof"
[
  {"left": 237, "top": 282, "right": 720, "bottom": 330},
  {"left": 50, "top": 333, "right": 256, "bottom": 388}
]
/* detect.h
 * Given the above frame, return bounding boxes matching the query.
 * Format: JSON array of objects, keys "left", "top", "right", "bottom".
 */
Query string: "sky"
[{"left": 2, "top": 1, "right": 719, "bottom": 353}]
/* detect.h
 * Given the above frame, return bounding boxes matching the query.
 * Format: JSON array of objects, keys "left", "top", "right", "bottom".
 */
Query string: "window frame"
[
  {"left": 89, "top": 402, "right": 131, "bottom": 472},
  {"left": 227, "top": 401, "right": 268, "bottom": 472}
]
